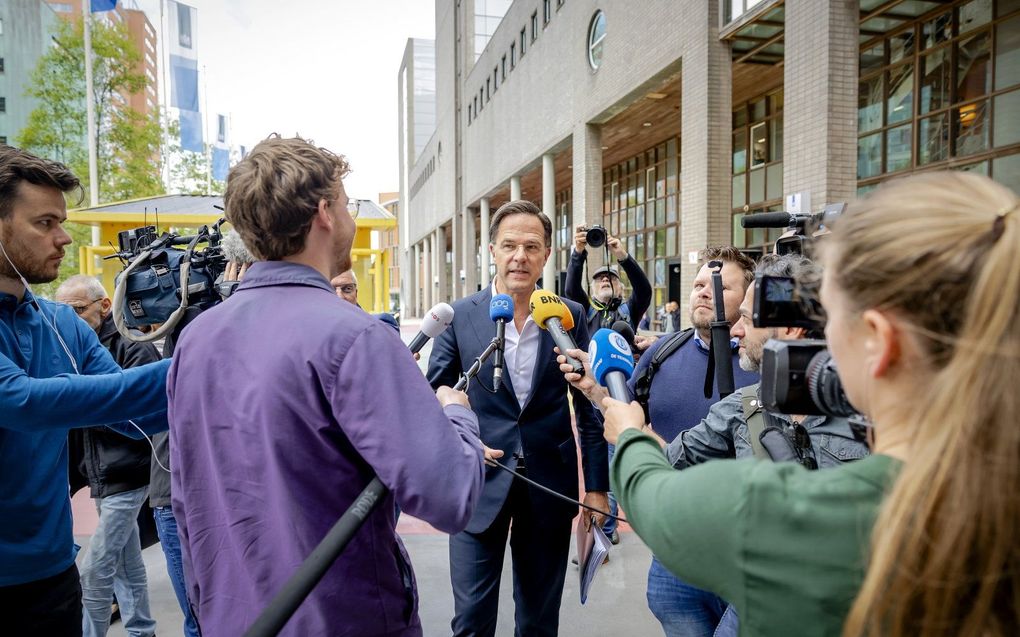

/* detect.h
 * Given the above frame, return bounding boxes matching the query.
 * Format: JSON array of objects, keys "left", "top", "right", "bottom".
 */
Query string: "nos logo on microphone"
[{"left": 492, "top": 298, "right": 510, "bottom": 310}]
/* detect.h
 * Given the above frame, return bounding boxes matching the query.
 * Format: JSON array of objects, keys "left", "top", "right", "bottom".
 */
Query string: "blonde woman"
[{"left": 597, "top": 171, "right": 1019, "bottom": 636}]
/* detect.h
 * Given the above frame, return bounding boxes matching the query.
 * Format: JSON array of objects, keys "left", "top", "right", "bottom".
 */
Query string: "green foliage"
[
  {"left": 15, "top": 16, "right": 163, "bottom": 204},
  {"left": 166, "top": 120, "right": 224, "bottom": 195}
]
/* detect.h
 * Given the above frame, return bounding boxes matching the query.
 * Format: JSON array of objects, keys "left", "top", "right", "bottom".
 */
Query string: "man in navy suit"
[{"left": 428, "top": 200, "right": 610, "bottom": 637}]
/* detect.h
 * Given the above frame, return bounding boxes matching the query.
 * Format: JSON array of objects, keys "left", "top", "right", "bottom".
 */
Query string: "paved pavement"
[{"left": 70, "top": 316, "right": 665, "bottom": 635}]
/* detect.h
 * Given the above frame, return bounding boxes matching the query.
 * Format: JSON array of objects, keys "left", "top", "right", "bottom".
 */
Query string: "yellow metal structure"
[{"left": 69, "top": 201, "right": 397, "bottom": 314}]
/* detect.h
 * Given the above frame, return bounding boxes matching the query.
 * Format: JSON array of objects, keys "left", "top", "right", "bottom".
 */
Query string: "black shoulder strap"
[{"left": 633, "top": 328, "right": 695, "bottom": 421}]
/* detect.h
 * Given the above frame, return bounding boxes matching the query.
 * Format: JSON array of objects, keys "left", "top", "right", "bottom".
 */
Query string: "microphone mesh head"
[
  {"left": 529, "top": 290, "right": 574, "bottom": 330},
  {"left": 489, "top": 294, "right": 514, "bottom": 322},
  {"left": 221, "top": 230, "right": 255, "bottom": 265},
  {"left": 588, "top": 328, "right": 635, "bottom": 385},
  {"left": 421, "top": 303, "right": 455, "bottom": 337}
]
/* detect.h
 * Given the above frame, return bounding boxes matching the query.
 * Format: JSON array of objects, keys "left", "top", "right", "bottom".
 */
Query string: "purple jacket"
[{"left": 168, "top": 262, "right": 485, "bottom": 636}]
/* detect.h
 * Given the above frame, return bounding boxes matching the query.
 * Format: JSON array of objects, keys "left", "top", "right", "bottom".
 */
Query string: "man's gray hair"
[
  {"left": 755, "top": 253, "right": 819, "bottom": 280},
  {"left": 56, "top": 274, "right": 108, "bottom": 301}
]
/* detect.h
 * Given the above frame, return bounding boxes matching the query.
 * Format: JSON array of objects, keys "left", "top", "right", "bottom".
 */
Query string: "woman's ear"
[{"left": 860, "top": 309, "right": 901, "bottom": 378}]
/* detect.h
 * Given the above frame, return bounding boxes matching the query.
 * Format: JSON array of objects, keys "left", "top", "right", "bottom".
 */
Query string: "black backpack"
[{"left": 632, "top": 328, "right": 695, "bottom": 423}]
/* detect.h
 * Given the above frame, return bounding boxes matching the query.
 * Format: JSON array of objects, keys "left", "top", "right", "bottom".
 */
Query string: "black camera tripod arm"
[{"left": 708, "top": 261, "right": 735, "bottom": 398}]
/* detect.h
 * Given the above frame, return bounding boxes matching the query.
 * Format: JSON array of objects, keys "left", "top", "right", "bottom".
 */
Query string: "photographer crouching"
[{"left": 596, "top": 171, "right": 1019, "bottom": 635}]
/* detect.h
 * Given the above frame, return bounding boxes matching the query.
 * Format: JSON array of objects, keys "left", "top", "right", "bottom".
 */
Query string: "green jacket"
[{"left": 612, "top": 428, "right": 900, "bottom": 636}]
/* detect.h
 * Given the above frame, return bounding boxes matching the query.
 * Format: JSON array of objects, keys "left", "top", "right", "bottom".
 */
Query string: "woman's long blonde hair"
[{"left": 828, "top": 172, "right": 1019, "bottom": 636}]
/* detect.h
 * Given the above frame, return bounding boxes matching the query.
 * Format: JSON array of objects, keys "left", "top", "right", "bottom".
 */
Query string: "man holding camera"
[
  {"left": 563, "top": 224, "right": 652, "bottom": 335},
  {"left": 0, "top": 146, "right": 171, "bottom": 636},
  {"left": 167, "top": 135, "right": 485, "bottom": 636}
]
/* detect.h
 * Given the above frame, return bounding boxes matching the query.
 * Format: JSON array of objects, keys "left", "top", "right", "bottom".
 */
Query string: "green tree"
[
  {"left": 166, "top": 120, "right": 225, "bottom": 196},
  {"left": 16, "top": 16, "right": 163, "bottom": 204}
]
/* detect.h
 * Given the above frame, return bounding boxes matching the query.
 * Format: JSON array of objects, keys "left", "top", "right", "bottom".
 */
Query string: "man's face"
[
  {"left": 730, "top": 285, "right": 773, "bottom": 372},
  {"left": 689, "top": 261, "right": 748, "bottom": 332},
  {"left": 326, "top": 180, "right": 356, "bottom": 278},
  {"left": 331, "top": 270, "right": 358, "bottom": 305},
  {"left": 591, "top": 272, "right": 622, "bottom": 303},
  {"left": 489, "top": 213, "right": 550, "bottom": 296},
  {"left": 0, "top": 183, "right": 72, "bottom": 285},
  {"left": 55, "top": 287, "right": 110, "bottom": 333}
]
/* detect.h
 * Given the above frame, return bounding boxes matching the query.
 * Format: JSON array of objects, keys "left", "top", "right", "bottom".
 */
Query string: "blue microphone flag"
[
  {"left": 489, "top": 294, "right": 514, "bottom": 322},
  {"left": 588, "top": 328, "right": 635, "bottom": 386}
]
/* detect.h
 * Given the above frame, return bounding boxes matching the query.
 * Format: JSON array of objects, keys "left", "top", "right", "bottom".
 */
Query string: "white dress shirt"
[{"left": 492, "top": 283, "right": 542, "bottom": 409}]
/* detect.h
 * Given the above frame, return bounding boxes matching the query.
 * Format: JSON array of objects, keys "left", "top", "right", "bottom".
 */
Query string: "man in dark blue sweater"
[{"left": 560, "top": 245, "right": 758, "bottom": 637}]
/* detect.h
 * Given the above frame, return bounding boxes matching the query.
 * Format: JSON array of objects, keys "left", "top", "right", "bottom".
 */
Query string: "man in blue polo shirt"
[{"left": 0, "top": 146, "right": 170, "bottom": 636}]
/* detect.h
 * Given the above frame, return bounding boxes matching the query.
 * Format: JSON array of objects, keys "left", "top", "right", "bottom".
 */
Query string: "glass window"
[
  {"left": 993, "top": 153, "right": 1020, "bottom": 194},
  {"left": 666, "top": 196, "right": 677, "bottom": 223},
  {"left": 750, "top": 98, "right": 766, "bottom": 121},
  {"left": 655, "top": 198, "right": 666, "bottom": 225},
  {"left": 919, "top": 112, "right": 950, "bottom": 164},
  {"left": 957, "top": 30, "right": 992, "bottom": 102},
  {"left": 859, "top": 75, "right": 884, "bottom": 132},
  {"left": 957, "top": 0, "right": 991, "bottom": 34},
  {"left": 886, "top": 124, "right": 912, "bottom": 172},
  {"left": 766, "top": 163, "right": 783, "bottom": 200},
  {"left": 861, "top": 43, "right": 885, "bottom": 76},
  {"left": 993, "top": 89, "right": 1020, "bottom": 148},
  {"left": 733, "top": 130, "right": 747, "bottom": 173},
  {"left": 749, "top": 168, "right": 766, "bottom": 204},
  {"left": 750, "top": 122, "right": 767, "bottom": 167},
  {"left": 890, "top": 28, "right": 917, "bottom": 63},
  {"left": 921, "top": 12, "right": 952, "bottom": 50},
  {"left": 769, "top": 117, "right": 783, "bottom": 162},
  {"left": 996, "top": 15, "right": 1020, "bottom": 91},
  {"left": 956, "top": 100, "right": 989, "bottom": 156},
  {"left": 733, "top": 107, "right": 748, "bottom": 128},
  {"left": 588, "top": 11, "right": 606, "bottom": 70},
  {"left": 858, "top": 132, "right": 883, "bottom": 179},
  {"left": 732, "top": 175, "right": 747, "bottom": 208},
  {"left": 666, "top": 227, "right": 677, "bottom": 256},
  {"left": 732, "top": 214, "right": 746, "bottom": 248},
  {"left": 887, "top": 63, "right": 914, "bottom": 125},
  {"left": 531, "top": 12, "right": 538, "bottom": 41},
  {"left": 919, "top": 47, "right": 951, "bottom": 114}
]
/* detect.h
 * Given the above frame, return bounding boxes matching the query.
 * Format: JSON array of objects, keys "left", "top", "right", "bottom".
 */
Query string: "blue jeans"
[
  {"left": 646, "top": 557, "right": 726, "bottom": 637},
  {"left": 80, "top": 486, "right": 155, "bottom": 637},
  {"left": 713, "top": 606, "right": 739, "bottom": 637},
  {"left": 153, "top": 506, "right": 201, "bottom": 637},
  {"left": 602, "top": 443, "right": 618, "bottom": 536}
]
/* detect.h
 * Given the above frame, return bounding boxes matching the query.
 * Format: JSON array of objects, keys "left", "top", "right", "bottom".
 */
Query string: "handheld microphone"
[
  {"left": 529, "top": 290, "right": 584, "bottom": 375},
  {"left": 489, "top": 294, "right": 514, "bottom": 391},
  {"left": 589, "top": 328, "right": 636, "bottom": 402},
  {"left": 408, "top": 302, "right": 455, "bottom": 354},
  {"left": 610, "top": 320, "right": 636, "bottom": 351}
]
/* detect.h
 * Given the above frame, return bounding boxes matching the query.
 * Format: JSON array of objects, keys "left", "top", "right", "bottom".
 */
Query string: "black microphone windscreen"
[
  {"left": 611, "top": 320, "right": 636, "bottom": 347},
  {"left": 221, "top": 230, "right": 255, "bottom": 264},
  {"left": 740, "top": 212, "right": 794, "bottom": 229}
]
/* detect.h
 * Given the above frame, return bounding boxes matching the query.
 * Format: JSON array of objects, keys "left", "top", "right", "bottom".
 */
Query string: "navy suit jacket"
[{"left": 428, "top": 288, "right": 609, "bottom": 534}]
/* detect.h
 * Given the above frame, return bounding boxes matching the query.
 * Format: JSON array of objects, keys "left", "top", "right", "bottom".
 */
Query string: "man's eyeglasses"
[
  {"left": 346, "top": 199, "right": 359, "bottom": 219},
  {"left": 70, "top": 299, "right": 101, "bottom": 315},
  {"left": 338, "top": 285, "right": 357, "bottom": 295}
]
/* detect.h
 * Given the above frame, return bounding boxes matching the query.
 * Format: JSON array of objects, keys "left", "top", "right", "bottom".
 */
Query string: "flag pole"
[{"left": 83, "top": 0, "right": 99, "bottom": 207}]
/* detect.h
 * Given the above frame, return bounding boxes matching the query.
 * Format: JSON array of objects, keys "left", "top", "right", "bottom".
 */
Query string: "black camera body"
[
  {"left": 585, "top": 225, "right": 607, "bottom": 248},
  {"left": 753, "top": 274, "right": 824, "bottom": 330}
]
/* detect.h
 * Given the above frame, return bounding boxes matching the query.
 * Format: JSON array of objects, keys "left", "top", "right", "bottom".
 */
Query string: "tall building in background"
[
  {"left": 397, "top": 0, "right": 1020, "bottom": 325},
  {"left": 0, "top": 0, "right": 61, "bottom": 146},
  {"left": 46, "top": 0, "right": 160, "bottom": 123},
  {"left": 379, "top": 191, "right": 401, "bottom": 313}
]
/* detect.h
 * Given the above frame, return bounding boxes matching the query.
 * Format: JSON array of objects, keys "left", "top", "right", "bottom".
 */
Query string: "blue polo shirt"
[{"left": 0, "top": 289, "right": 169, "bottom": 586}]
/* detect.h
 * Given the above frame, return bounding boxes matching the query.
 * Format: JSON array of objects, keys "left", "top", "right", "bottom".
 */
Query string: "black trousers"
[
  {"left": 449, "top": 474, "right": 573, "bottom": 637},
  {"left": 0, "top": 564, "right": 82, "bottom": 637}
]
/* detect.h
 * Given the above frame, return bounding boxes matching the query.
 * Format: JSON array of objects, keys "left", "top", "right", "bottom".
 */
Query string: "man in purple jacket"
[{"left": 167, "top": 135, "right": 486, "bottom": 636}]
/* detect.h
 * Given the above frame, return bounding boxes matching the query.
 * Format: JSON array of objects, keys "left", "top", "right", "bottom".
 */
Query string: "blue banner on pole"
[
  {"left": 91, "top": 0, "right": 118, "bottom": 12},
  {"left": 179, "top": 110, "right": 204, "bottom": 153},
  {"left": 170, "top": 54, "right": 199, "bottom": 111},
  {"left": 212, "top": 148, "right": 229, "bottom": 182}
]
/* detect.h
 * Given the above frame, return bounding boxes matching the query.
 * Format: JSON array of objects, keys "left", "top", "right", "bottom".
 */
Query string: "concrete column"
[
  {"left": 422, "top": 237, "right": 433, "bottom": 311},
  {"left": 510, "top": 176, "right": 522, "bottom": 201},
  {"left": 412, "top": 243, "right": 421, "bottom": 316},
  {"left": 463, "top": 207, "right": 478, "bottom": 294},
  {"left": 480, "top": 197, "right": 492, "bottom": 287},
  {"left": 542, "top": 153, "right": 557, "bottom": 291},
  {"left": 435, "top": 226, "right": 448, "bottom": 302},
  {"left": 572, "top": 122, "right": 603, "bottom": 231},
  {"left": 679, "top": 0, "right": 732, "bottom": 326},
  {"left": 784, "top": 0, "right": 858, "bottom": 209},
  {"left": 451, "top": 213, "right": 461, "bottom": 299}
]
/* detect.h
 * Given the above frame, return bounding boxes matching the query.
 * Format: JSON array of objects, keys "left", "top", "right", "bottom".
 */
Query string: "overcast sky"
[{"left": 133, "top": 0, "right": 436, "bottom": 201}]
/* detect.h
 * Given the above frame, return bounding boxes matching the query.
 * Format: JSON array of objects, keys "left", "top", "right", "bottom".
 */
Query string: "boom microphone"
[
  {"left": 739, "top": 212, "right": 804, "bottom": 229},
  {"left": 489, "top": 294, "right": 514, "bottom": 391},
  {"left": 221, "top": 230, "right": 255, "bottom": 264},
  {"left": 589, "top": 328, "right": 635, "bottom": 402},
  {"left": 408, "top": 303, "right": 455, "bottom": 354},
  {"left": 529, "top": 290, "right": 583, "bottom": 375}
]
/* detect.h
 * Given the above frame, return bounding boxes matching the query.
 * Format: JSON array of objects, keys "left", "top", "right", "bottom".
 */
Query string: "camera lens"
[
  {"left": 586, "top": 225, "right": 606, "bottom": 248},
  {"left": 806, "top": 350, "right": 857, "bottom": 418}
]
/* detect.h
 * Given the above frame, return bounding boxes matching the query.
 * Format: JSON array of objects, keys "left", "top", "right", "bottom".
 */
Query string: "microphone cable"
[{"left": 484, "top": 457, "right": 627, "bottom": 524}]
